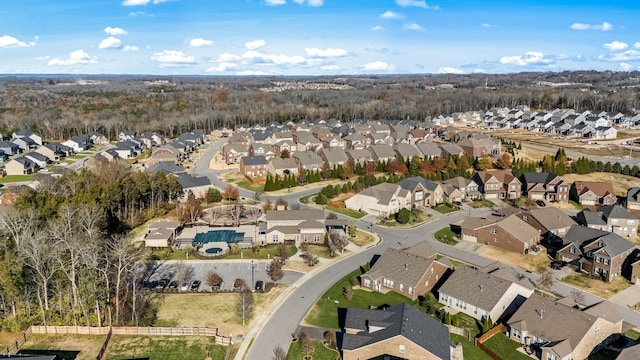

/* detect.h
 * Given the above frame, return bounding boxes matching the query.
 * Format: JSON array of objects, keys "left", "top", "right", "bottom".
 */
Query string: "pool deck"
[{"left": 176, "top": 224, "right": 258, "bottom": 244}]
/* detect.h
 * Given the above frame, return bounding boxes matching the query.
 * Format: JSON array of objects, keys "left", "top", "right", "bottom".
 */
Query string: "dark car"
[
  {"left": 190, "top": 280, "right": 201, "bottom": 292},
  {"left": 157, "top": 278, "right": 170, "bottom": 289},
  {"left": 168, "top": 280, "right": 178, "bottom": 289},
  {"left": 255, "top": 280, "right": 264, "bottom": 292},
  {"left": 550, "top": 261, "right": 565, "bottom": 270},
  {"left": 148, "top": 280, "right": 159, "bottom": 290},
  {"left": 536, "top": 200, "right": 546, "bottom": 207}
]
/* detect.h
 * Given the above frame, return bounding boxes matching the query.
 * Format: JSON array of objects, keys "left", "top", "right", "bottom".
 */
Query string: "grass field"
[
  {"left": 450, "top": 334, "right": 491, "bottom": 360},
  {"left": 223, "top": 244, "right": 298, "bottom": 260},
  {"left": 104, "top": 335, "right": 227, "bottom": 360},
  {"left": 562, "top": 274, "right": 631, "bottom": 299},
  {"left": 480, "top": 245, "right": 550, "bottom": 274},
  {"left": 20, "top": 334, "right": 106, "bottom": 360},
  {"left": 324, "top": 206, "right": 365, "bottom": 219},
  {"left": 483, "top": 333, "right": 532, "bottom": 360},
  {"left": 434, "top": 203, "right": 460, "bottom": 214},
  {"left": 154, "top": 286, "right": 285, "bottom": 338},
  {"left": 434, "top": 227, "right": 458, "bottom": 245},
  {"left": 350, "top": 230, "right": 376, "bottom": 247},
  {"left": 468, "top": 199, "right": 496, "bottom": 208},
  {"left": 0, "top": 174, "right": 35, "bottom": 184},
  {"left": 305, "top": 244, "right": 333, "bottom": 259},
  {"left": 561, "top": 172, "right": 640, "bottom": 197},
  {"left": 287, "top": 339, "right": 339, "bottom": 360}
]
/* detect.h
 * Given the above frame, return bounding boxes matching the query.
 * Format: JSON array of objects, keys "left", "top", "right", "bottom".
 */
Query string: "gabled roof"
[
  {"left": 563, "top": 225, "right": 636, "bottom": 258},
  {"left": 364, "top": 247, "right": 443, "bottom": 287},
  {"left": 146, "top": 162, "right": 185, "bottom": 175},
  {"left": 174, "top": 173, "right": 211, "bottom": 188},
  {"left": 599, "top": 204, "right": 636, "bottom": 220},
  {"left": 292, "top": 151, "right": 323, "bottom": 166},
  {"left": 369, "top": 144, "right": 396, "bottom": 159},
  {"left": 24, "top": 152, "right": 48, "bottom": 162},
  {"left": 573, "top": 181, "right": 616, "bottom": 198},
  {"left": 356, "top": 183, "right": 402, "bottom": 206},
  {"left": 525, "top": 207, "right": 576, "bottom": 231},
  {"left": 627, "top": 187, "right": 640, "bottom": 203},
  {"left": 439, "top": 143, "right": 464, "bottom": 156},
  {"left": 319, "top": 147, "right": 348, "bottom": 164},
  {"left": 521, "top": 172, "right": 560, "bottom": 185},
  {"left": 240, "top": 156, "right": 267, "bottom": 166},
  {"left": 438, "top": 266, "right": 519, "bottom": 312},
  {"left": 268, "top": 157, "right": 297, "bottom": 170},
  {"left": 442, "top": 176, "right": 475, "bottom": 189},
  {"left": 393, "top": 143, "right": 421, "bottom": 158},
  {"left": 398, "top": 176, "right": 439, "bottom": 192},
  {"left": 416, "top": 142, "right": 442, "bottom": 158},
  {"left": 342, "top": 303, "right": 451, "bottom": 359}
]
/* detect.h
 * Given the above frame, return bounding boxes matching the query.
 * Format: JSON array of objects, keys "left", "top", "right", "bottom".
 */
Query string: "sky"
[{"left": 1, "top": 0, "right": 639, "bottom": 75}]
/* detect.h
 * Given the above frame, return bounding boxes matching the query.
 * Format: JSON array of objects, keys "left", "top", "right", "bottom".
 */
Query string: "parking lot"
[{"left": 141, "top": 260, "right": 304, "bottom": 292}]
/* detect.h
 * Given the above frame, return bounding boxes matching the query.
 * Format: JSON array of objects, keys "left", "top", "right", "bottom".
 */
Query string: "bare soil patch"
[
  {"left": 20, "top": 334, "right": 106, "bottom": 360},
  {"left": 155, "top": 286, "right": 284, "bottom": 338},
  {"left": 285, "top": 259, "right": 314, "bottom": 273},
  {"left": 480, "top": 245, "right": 551, "bottom": 274},
  {"left": 560, "top": 172, "right": 640, "bottom": 196}
]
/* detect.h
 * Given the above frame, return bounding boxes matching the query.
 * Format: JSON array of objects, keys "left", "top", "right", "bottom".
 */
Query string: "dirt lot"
[
  {"left": 560, "top": 172, "right": 640, "bottom": 197},
  {"left": 154, "top": 286, "right": 284, "bottom": 339},
  {"left": 480, "top": 245, "right": 551, "bottom": 274},
  {"left": 20, "top": 334, "right": 106, "bottom": 360}
]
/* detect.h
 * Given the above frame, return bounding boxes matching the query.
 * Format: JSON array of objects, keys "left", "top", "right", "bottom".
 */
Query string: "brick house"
[
  {"left": 398, "top": 176, "right": 444, "bottom": 207},
  {"left": 472, "top": 170, "right": 522, "bottom": 200},
  {"left": 239, "top": 156, "right": 267, "bottom": 179},
  {"left": 570, "top": 181, "right": 617, "bottom": 206},
  {"left": 508, "top": 294, "right": 622, "bottom": 360},
  {"left": 515, "top": 207, "right": 576, "bottom": 242},
  {"left": 460, "top": 214, "right": 540, "bottom": 254},
  {"left": 222, "top": 143, "right": 249, "bottom": 165},
  {"left": 442, "top": 176, "right": 481, "bottom": 202},
  {"left": 557, "top": 225, "right": 636, "bottom": 281},
  {"left": 342, "top": 303, "right": 452, "bottom": 360},
  {"left": 360, "top": 241, "right": 451, "bottom": 301},
  {"left": 521, "top": 172, "right": 570, "bottom": 203},
  {"left": 437, "top": 266, "right": 534, "bottom": 322},
  {"left": 576, "top": 204, "right": 638, "bottom": 238}
]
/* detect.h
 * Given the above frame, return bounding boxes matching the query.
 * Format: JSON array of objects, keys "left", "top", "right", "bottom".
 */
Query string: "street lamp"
[{"left": 251, "top": 260, "right": 255, "bottom": 291}]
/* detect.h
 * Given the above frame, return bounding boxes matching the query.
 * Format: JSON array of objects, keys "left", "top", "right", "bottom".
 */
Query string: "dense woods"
[{"left": 0, "top": 71, "right": 639, "bottom": 141}]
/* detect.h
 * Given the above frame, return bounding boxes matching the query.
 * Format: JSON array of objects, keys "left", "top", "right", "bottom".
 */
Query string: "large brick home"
[
  {"left": 239, "top": 156, "right": 267, "bottom": 179},
  {"left": 521, "top": 172, "right": 569, "bottom": 203},
  {"left": 576, "top": 204, "right": 638, "bottom": 238},
  {"left": 360, "top": 241, "right": 451, "bottom": 301},
  {"left": 472, "top": 170, "right": 522, "bottom": 200},
  {"left": 570, "top": 181, "right": 617, "bottom": 206},
  {"left": 557, "top": 225, "right": 636, "bottom": 281},
  {"left": 397, "top": 176, "right": 444, "bottom": 207},
  {"left": 508, "top": 294, "right": 622, "bottom": 360},
  {"left": 460, "top": 214, "right": 540, "bottom": 254},
  {"left": 515, "top": 207, "right": 576, "bottom": 242},
  {"left": 342, "top": 303, "right": 452, "bottom": 360}
]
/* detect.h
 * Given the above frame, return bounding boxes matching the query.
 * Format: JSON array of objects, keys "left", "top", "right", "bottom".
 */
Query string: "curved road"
[{"left": 193, "top": 140, "right": 640, "bottom": 360}]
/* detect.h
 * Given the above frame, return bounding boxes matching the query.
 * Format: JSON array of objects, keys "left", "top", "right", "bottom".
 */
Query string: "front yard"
[
  {"left": 433, "top": 203, "right": 460, "bottom": 214},
  {"left": 434, "top": 227, "right": 458, "bottom": 245},
  {"left": 562, "top": 274, "right": 631, "bottom": 299},
  {"left": 287, "top": 339, "right": 339, "bottom": 360},
  {"left": 480, "top": 245, "right": 550, "bottom": 274}
]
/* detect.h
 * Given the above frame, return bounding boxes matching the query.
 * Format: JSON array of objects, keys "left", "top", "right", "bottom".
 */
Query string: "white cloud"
[
  {"left": 98, "top": 36, "right": 122, "bottom": 49},
  {"left": 305, "top": 47, "right": 348, "bottom": 58},
  {"left": 597, "top": 50, "right": 640, "bottom": 62},
  {"left": 360, "top": 61, "right": 395, "bottom": 72},
  {"left": 35, "top": 55, "right": 51, "bottom": 60},
  {"left": 245, "top": 39, "right": 266, "bottom": 50},
  {"left": 499, "top": 51, "right": 554, "bottom": 66},
  {"left": 122, "top": 0, "right": 168, "bottom": 6},
  {"left": 619, "top": 62, "right": 634, "bottom": 71},
  {"left": 150, "top": 50, "right": 197, "bottom": 67},
  {"left": 293, "top": 0, "right": 324, "bottom": 6},
  {"left": 0, "top": 35, "right": 36, "bottom": 48},
  {"left": 437, "top": 67, "right": 464, "bottom": 74},
  {"left": 216, "top": 53, "right": 242, "bottom": 62},
  {"left": 603, "top": 41, "right": 628, "bottom": 51},
  {"left": 129, "top": 11, "right": 145, "bottom": 16},
  {"left": 189, "top": 37, "right": 214, "bottom": 47},
  {"left": 371, "top": 25, "right": 384, "bottom": 31},
  {"left": 570, "top": 22, "right": 613, "bottom": 31},
  {"left": 321, "top": 65, "right": 340, "bottom": 71},
  {"left": 380, "top": 10, "right": 404, "bottom": 19},
  {"left": 236, "top": 70, "right": 271, "bottom": 76},
  {"left": 404, "top": 23, "right": 424, "bottom": 31},
  {"left": 122, "top": 45, "right": 139, "bottom": 52},
  {"left": 481, "top": 23, "right": 491, "bottom": 28},
  {"left": 206, "top": 62, "right": 238, "bottom": 72},
  {"left": 265, "top": 0, "right": 286, "bottom": 5},
  {"left": 48, "top": 50, "right": 97, "bottom": 66},
  {"left": 242, "top": 50, "right": 307, "bottom": 65},
  {"left": 635, "top": 42, "right": 640, "bottom": 49},
  {"left": 395, "top": 0, "right": 438, "bottom": 9},
  {"left": 104, "top": 27, "right": 127, "bottom": 36}
]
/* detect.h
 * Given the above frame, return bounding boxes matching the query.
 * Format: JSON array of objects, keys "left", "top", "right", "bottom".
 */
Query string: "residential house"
[
  {"left": 458, "top": 137, "right": 489, "bottom": 158},
  {"left": 23, "top": 152, "right": 49, "bottom": 168},
  {"left": 344, "top": 182, "right": 410, "bottom": 217},
  {"left": 12, "top": 129, "right": 42, "bottom": 146},
  {"left": 112, "top": 143, "right": 135, "bottom": 159},
  {"left": 438, "top": 266, "right": 534, "bottom": 322},
  {"left": 342, "top": 303, "right": 452, "bottom": 360},
  {"left": 99, "top": 149, "right": 120, "bottom": 162},
  {"left": 266, "top": 157, "right": 298, "bottom": 176},
  {"left": 570, "top": 181, "right": 617, "bottom": 206},
  {"left": 398, "top": 176, "right": 444, "bottom": 207},
  {"left": 627, "top": 187, "right": 640, "bottom": 210},
  {"left": 11, "top": 136, "right": 38, "bottom": 152},
  {"left": 576, "top": 204, "right": 638, "bottom": 237},
  {"left": 4, "top": 157, "right": 37, "bottom": 175},
  {"left": 618, "top": 343, "right": 640, "bottom": 360},
  {"left": 139, "top": 131, "right": 164, "bottom": 148},
  {"left": 416, "top": 142, "right": 442, "bottom": 160},
  {"left": 148, "top": 143, "right": 182, "bottom": 166},
  {"left": 321, "top": 135, "right": 345, "bottom": 149},
  {"left": 144, "top": 221, "right": 182, "bottom": 248},
  {"left": 557, "top": 225, "right": 636, "bottom": 281},
  {"left": 593, "top": 126, "right": 617, "bottom": 140},
  {"left": 369, "top": 144, "right": 397, "bottom": 163},
  {"left": 222, "top": 143, "right": 249, "bottom": 165},
  {"left": 0, "top": 141, "right": 21, "bottom": 156},
  {"left": 262, "top": 209, "right": 342, "bottom": 244},
  {"left": 442, "top": 176, "right": 481, "bottom": 202},
  {"left": 62, "top": 134, "right": 91, "bottom": 152},
  {"left": 239, "top": 156, "right": 267, "bottom": 179},
  {"left": 273, "top": 140, "right": 297, "bottom": 156},
  {"left": 249, "top": 143, "right": 275, "bottom": 160},
  {"left": 508, "top": 294, "right": 622, "bottom": 360},
  {"left": 516, "top": 207, "right": 576, "bottom": 242},
  {"left": 360, "top": 241, "right": 451, "bottom": 301},
  {"left": 345, "top": 148, "right": 375, "bottom": 166},
  {"left": 319, "top": 147, "right": 348, "bottom": 168},
  {"left": 294, "top": 133, "right": 322, "bottom": 152},
  {"left": 439, "top": 143, "right": 465, "bottom": 157},
  {"left": 35, "top": 143, "right": 69, "bottom": 163},
  {"left": 227, "top": 132, "right": 253, "bottom": 147},
  {"left": 393, "top": 143, "right": 421, "bottom": 162},
  {"left": 521, "top": 172, "right": 570, "bottom": 203},
  {"left": 472, "top": 170, "right": 522, "bottom": 200},
  {"left": 118, "top": 131, "right": 137, "bottom": 142},
  {"left": 171, "top": 173, "right": 211, "bottom": 200},
  {"left": 460, "top": 214, "right": 540, "bottom": 254},
  {"left": 441, "top": 183, "right": 464, "bottom": 204},
  {"left": 292, "top": 151, "right": 323, "bottom": 173}
]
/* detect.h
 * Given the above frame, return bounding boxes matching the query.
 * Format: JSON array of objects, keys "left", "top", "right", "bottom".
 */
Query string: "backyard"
[
  {"left": 482, "top": 332, "right": 533, "bottom": 360},
  {"left": 104, "top": 335, "right": 228, "bottom": 360},
  {"left": 19, "top": 334, "right": 106, "bottom": 360}
]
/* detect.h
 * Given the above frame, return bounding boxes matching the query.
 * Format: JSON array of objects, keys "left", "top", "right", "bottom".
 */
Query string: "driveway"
[{"left": 610, "top": 282, "right": 640, "bottom": 308}]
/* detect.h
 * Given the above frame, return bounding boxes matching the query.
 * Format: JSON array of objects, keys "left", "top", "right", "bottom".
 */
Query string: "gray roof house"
[
  {"left": 369, "top": 144, "right": 397, "bottom": 163},
  {"left": 344, "top": 182, "right": 410, "bottom": 217},
  {"left": 318, "top": 147, "right": 348, "bottom": 167},
  {"left": 342, "top": 302, "right": 452, "bottom": 360},
  {"left": 626, "top": 187, "right": 640, "bottom": 210},
  {"left": 576, "top": 204, "right": 638, "bottom": 238},
  {"left": 292, "top": 151, "right": 323, "bottom": 171},
  {"left": 416, "top": 142, "right": 442, "bottom": 159},
  {"left": 393, "top": 143, "right": 422, "bottom": 161}
]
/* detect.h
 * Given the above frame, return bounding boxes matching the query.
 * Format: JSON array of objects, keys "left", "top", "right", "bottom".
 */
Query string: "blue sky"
[{"left": 1, "top": 0, "right": 639, "bottom": 75}]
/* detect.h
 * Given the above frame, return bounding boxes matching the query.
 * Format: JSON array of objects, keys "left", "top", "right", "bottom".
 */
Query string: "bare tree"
[
  {"left": 228, "top": 204, "right": 244, "bottom": 227},
  {"left": 272, "top": 345, "right": 287, "bottom": 360},
  {"left": 266, "top": 258, "right": 284, "bottom": 284},
  {"left": 221, "top": 184, "right": 239, "bottom": 202},
  {"left": 275, "top": 198, "right": 288, "bottom": 210},
  {"left": 174, "top": 261, "right": 194, "bottom": 286},
  {"left": 177, "top": 190, "right": 202, "bottom": 224},
  {"left": 109, "top": 234, "right": 140, "bottom": 325},
  {"left": 537, "top": 270, "right": 555, "bottom": 291},
  {"left": 203, "top": 206, "right": 222, "bottom": 225},
  {"left": 19, "top": 229, "right": 57, "bottom": 322},
  {"left": 245, "top": 206, "right": 262, "bottom": 225},
  {"left": 205, "top": 270, "right": 222, "bottom": 291},
  {"left": 329, "top": 229, "right": 348, "bottom": 253},
  {"left": 236, "top": 285, "right": 254, "bottom": 326},
  {"left": 299, "top": 331, "right": 313, "bottom": 359}
]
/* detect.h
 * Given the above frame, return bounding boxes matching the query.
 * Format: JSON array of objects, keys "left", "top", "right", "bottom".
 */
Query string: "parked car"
[
  {"left": 550, "top": 261, "right": 565, "bottom": 270},
  {"left": 233, "top": 278, "right": 245, "bottom": 290},
  {"left": 158, "top": 278, "right": 170, "bottom": 289},
  {"left": 180, "top": 281, "right": 190, "bottom": 292},
  {"left": 536, "top": 200, "right": 546, "bottom": 207},
  {"left": 168, "top": 280, "right": 178, "bottom": 289},
  {"left": 255, "top": 280, "right": 264, "bottom": 292},
  {"left": 190, "top": 280, "right": 201, "bottom": 292}
]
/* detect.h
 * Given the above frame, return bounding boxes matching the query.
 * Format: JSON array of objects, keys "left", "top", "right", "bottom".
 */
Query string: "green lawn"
[
  {"left": 304, "top": 244, "right": 333, "bottom": 259},
  {"left": 483, "top": 333, "right": 532, "bottom": 360},
  {"left": 324, "top": 206, "right": 365, "bottom": 219},
  {"left": 305, "top": 267, "right": 421, "bottom": 329},
  {"left": 434, "top": 203, "right": 460, "bottom": 214},
  {"left": 468, "top": 199, "right": 496, "bottom": 208},
  {"left": 104, "top": 335, "right": 227, "bottom": 360},
  {"left": 450, "top": 334, "right": 491, "bottom": 360},
  {"left": 434, "top": 227, "right": 458, "bottom": 245},
  {"left": 625, "top": 329, "right": 640, "bottom": 341},
  {"left": 0, "top": 174, "right": 35, "bottom": 184},
  {"left": 223, "top": 245, "right": 298, "bottom": 260},
  {"left": 569, "top": 200, "right": 584, "bottom": 210},
  {"left": 299, "top": 194, "right": 312, "bottom": 204},
  {"left": 287, "top": 340, "right": 339, "bottom": 360},
  {"left": 66, "top": 154, "right": 88, "bottom": 160}
]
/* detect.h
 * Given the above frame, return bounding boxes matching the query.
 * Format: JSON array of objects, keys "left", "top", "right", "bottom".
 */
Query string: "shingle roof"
[
  {"left": 573, "top": 181, "right": 615, "bottom": 198},
  {"left": 526, "top": 207, "right": 576, "bottom": 231},
  {"left": 365, "top": 247, "right": 445, "bottom": 288},
  {"left": 357, "top": 183, "right": 401, "bottom": 206},
  {"left": 342, "top": 303, "right": 451, "bottom": 359},
  {"left": 438, "top": 266, "right": 517, "bottom": 312},
  {"left": 319, "top": 148, "right": 348, "bottom": 164},
  {"left": 292, "top": 151, "right": 323, "bottom": 167},
  {"left": 398, "top": 176, "right": 440, "bottom": 192},
  {"left": 599, "top": 204, "right": 636, "bottom": 220},
  {"left": 564, "top": 224, "right": 636, "bottom": 258},
  {"left": 627, "top": 187, "right": 640, "bottom": 204},
  {"left": 369, "top": 144, "right": 396, "bottom": 159},
  {"left": 521, "top": 172, "right": 557, "bottom": 185},
  {"left": 240, "top": 156, "right": 267, "bottom": 166},
  {"left": 175, "top": 173, "right": 211, "bottom": 188}
]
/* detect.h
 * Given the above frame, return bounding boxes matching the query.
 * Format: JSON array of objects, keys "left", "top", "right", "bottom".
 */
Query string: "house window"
[
  {"left": 383, "top": 278, "right": 394, "bottom": 287},
  {"left": 512, "top": 328, "right": 521, "bottom": 339},
  {"left": 628, "top": 220, "right": 635, "bottom": 225},
  {"left": 547, "top": 354, "right": 557, "bottom": 360},
  {"left": 604, "top": 258, "right": 609, "bottom": 265},
  {"left": 490, "top": 228, "right": 497, "bottom": 234},
  {"left": 570, "top": 247, "right": 575, "bottom": 254},
  {"left": 303, "top": 234, "right": 308, "bottom": 242},
  {"left": 399, "top": 284, "right": 404, "bottom": 292},
  {"left": 363, "top": 279, "right": 371, "bottom": 288},
  {"left": 523, "top": 215, "right": 528, "bottom": 221},
  {"left": 399, "top": 345, "right": 405, "bottom": 354},
  {"left": 425, "top": 280, "right": 429, "bottom": 287},
  {"left": 272, "top": 235, "right": 279, "bottom": 243},
  {"left": 313, "top": 234, "right": 321, "bottom": 242},
  {"left": 408, "top": 287, "right": 413, "bottom": 295}
]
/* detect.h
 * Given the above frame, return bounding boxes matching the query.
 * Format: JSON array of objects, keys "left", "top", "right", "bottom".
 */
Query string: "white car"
[{"left": 180, "top": 281, "right": 190, "bottom": 292}]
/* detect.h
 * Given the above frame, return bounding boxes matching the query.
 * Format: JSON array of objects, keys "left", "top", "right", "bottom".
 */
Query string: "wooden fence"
[
  {"left": 1, "top": 327, "right": 32, "bottom": 354},
  {"left": 475, "top": 324, "right": 507, "bottom": 360}
]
